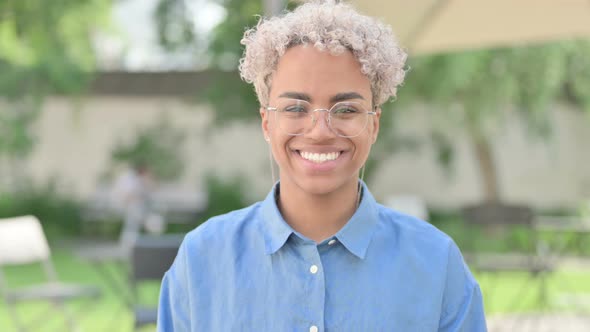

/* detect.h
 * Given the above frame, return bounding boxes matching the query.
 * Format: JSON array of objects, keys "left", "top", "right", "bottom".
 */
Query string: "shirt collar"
[
  {"left": 333, "top": 181, "right": 379, "bottom": 259},
  {"left": 260, "top": 184, "right": 293, "bottom": 255},
  {"left": 260, "top": 181, "right": 380, "bottom": 259}
]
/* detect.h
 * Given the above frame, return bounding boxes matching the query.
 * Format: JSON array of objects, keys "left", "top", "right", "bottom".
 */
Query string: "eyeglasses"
[{"left": 265, "top": 99, "right": 377, "bottom": 138}]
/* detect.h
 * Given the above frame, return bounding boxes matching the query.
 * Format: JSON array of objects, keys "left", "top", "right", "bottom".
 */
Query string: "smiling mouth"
[{"left": 297, "top": 150, "right": 342, "bottom": 164}]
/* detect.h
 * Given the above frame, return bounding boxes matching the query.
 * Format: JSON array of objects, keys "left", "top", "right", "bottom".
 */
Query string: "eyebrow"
[
  {"left": 278, "top": 92, "right": 311, "bottom": 102},
  {"left": 330, "top": 92, "right": 365, "bottom": 103},
  {"left": 278, "top": 91, "right": 365, "bottom": 103}
]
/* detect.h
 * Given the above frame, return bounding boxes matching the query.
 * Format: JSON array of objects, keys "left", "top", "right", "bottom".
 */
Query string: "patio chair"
[
  {"left": 130, "top": 234, "right": 183, "bottom": 330},
  {"left": 461, "top": 203, "right": 555, "bottom": 330},
  {"left": 75, "top": 199, "right": 148, "bottom": 308},
  {"left": 0, "top": 215, "right": 101, "bottom": 332}
]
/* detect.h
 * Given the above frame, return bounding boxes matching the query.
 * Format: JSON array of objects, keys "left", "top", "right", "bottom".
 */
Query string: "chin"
[{"left": 293, "top": 174, "right": 358, "bottom": 197}]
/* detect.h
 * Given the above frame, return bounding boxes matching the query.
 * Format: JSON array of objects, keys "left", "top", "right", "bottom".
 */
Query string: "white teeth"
[{"left": 300, "top": 151, "right": 340, "bottom": 163}]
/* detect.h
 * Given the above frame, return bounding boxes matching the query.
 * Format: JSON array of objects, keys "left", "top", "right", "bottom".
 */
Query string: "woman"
[{"left": 158, "top": 1, "right": 487, "bottom": 331}]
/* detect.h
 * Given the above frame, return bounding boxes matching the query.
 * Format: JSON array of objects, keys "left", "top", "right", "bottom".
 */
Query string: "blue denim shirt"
[{"left": 157, "top": 183, "right": 487, "bottom": 331}]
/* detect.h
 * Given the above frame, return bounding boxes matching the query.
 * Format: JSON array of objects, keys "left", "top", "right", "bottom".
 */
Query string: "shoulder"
[
  {"left": 169, "top": 201, "right": 268, "bottom": 287},
  {"left": 373, "top": 203, "right": 478, "bottom": 290},
  {"left": 370, "top": 203, "right": 467, "bottom": 275},
  {"left": 375, "top": 203, "right": 453, "bottom": 250},
  {"left": 182, "top": 201, "right": 263, "bottom": 250}
]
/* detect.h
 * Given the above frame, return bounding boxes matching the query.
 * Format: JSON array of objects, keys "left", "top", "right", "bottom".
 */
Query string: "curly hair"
[{"left": 239, "top": 0, "right": 407, "bottom": 107}]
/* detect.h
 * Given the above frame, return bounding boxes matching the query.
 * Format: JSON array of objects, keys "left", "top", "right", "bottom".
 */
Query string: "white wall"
[
  {"left": 371, "top": 103, "right": 590, "bottom": 209},
  {"left": 24, "top": 96, "right": 590, "bottom": 209}
]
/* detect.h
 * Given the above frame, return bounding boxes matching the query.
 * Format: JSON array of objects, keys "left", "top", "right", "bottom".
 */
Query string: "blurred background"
[{"left": 1, "top": 0, "right": 590, "bottom": 331}]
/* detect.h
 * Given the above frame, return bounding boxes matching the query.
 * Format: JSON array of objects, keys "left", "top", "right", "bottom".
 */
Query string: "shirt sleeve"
[
  {"left": 438, "top": 241, "right": 488, "bottom": 332},
  {"left": 157, "top": 240, "right": 191, "bottom": 331}
]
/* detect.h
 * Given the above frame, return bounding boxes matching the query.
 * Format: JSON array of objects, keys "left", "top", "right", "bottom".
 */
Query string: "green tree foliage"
[
  {"left": 0, "top": 100, "right": 39, "bottom": 159},
  {"left": 159, "top": 0, "right": 590, "bottom": 202},
  {"left": 154, "top": 0, "right": 196, "bottom": 51},
  {"left": 0, "top": 0, "right": 112, "bottom": 190},
  {"left": 182, "top": 0, "right": 298, "bottom": 126},
  {"left": 0, "top": 0, "right": 112, "bottom": 98},
  {"left": 109, "top": 117, "right": 187, "bottom": 181},
  {"left": 0, "top": 178, "right": 84, "bottom": 236},
  {"left": 401, "top": 41, "right": 590, "bottom": 136},
  {"left": 200, "top": 173, "right": 248, "bottom": 221},
  {"left": 398, "top": 40, "right": 590, "bottom": 201},
  {"left": 196, "top": 0, "right": 266, "bottom": 126}
]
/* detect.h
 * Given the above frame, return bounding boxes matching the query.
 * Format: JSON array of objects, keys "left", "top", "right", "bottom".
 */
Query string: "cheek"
[
  {"left": 364, "top": 139, "right": 373, "bottom": 153},
  {"left": 269, "top": 134, "right": 290, "bottom": 159}
]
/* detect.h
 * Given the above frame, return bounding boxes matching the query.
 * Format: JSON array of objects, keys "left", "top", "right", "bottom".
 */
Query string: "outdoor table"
[
  {"left": 77, "top": 234, "right": 185, "bottom": 307},
  {"left": 130, "top": 234, "right": 184, "bottom": 329},
  {"left": 77, "top": 242, "right": 134, "bottom": 307},
  {"left": 133, "top": 233, "right": 184, "bottom": 250},
  {"left": 535, "top": 216, "right": 590, "bottom": 258},
  {"left": 535, "top": 216, "right": 590, "bottom": 313}
]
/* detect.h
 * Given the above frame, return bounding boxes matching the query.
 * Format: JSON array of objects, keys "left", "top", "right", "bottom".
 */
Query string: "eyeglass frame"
[{"left": 264, "top": 99, "right": 378, "bottom": 138}]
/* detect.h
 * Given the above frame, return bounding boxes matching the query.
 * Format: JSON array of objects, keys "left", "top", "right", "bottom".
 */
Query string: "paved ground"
[{"left": 488, "top": 313, "right": 590, "bottom": 332}]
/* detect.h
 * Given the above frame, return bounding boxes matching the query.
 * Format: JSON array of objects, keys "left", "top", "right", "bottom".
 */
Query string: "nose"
[{"left": 307, "top": 109, "right": 335, "bottom": 139}]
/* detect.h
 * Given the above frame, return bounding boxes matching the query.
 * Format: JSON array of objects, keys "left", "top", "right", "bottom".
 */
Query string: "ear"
[
  {"left": 260, "top": 107, "right": 270, "bottom": 141},
  {"left": 371, "top": 107, "right": 381, "bottom": 144}
]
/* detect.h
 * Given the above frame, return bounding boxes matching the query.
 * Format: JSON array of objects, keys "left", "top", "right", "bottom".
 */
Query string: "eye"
[
  {"left": 283, "top": 105, "right": 308, "bottom": 113},
  {"left": 332, "top": 104, "right": 360, "bottom": 115}
]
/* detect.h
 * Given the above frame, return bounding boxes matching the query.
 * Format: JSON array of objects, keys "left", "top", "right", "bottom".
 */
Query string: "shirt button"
[
  {"left": 328, "top": 239, "right": 337, "bottom": 245},
  {"left": 309, "top": 265, "right": 319, "bottom": 274},
  {"left": 310, "top": 325, "right": 319, "bottom": 332}
]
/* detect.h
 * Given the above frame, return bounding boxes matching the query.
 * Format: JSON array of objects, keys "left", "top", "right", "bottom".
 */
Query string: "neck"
[{"left": 277, "top": 178, "right": 360, "bottom": 243}]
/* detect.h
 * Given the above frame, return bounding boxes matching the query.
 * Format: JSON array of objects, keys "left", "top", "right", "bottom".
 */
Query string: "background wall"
[{"left": 26, "top": 96, "right": 590, "bottom": 210}]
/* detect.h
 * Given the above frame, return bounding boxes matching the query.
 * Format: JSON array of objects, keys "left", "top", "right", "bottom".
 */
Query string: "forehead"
[{"left": 269, "top": 45, "right": 372, "bottom": 102}]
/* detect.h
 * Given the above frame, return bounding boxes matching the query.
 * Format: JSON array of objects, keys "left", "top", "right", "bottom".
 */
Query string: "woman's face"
[{"left": 261, "top": 45, "right": 380, "bottom": 196}]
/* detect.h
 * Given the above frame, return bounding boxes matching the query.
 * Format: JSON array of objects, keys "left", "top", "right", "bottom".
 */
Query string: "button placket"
[
  {"left": 305, "top": 244, "right": 324, "bottom": 332},
  {"left": 296, "top": 240, "right": 324, "bottom": 332}
]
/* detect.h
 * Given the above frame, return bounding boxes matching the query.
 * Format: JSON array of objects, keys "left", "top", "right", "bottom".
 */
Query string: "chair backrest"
[
  {"left": 461, "top": 203, "right": 537, "bottom": 254},
  {"left": 462, "top": 203, "right": 533, "bottom": 226},
  {"left": 0, "top": 216, "right": 51, "bottom": 266},
  {"left": 131, "top": 235, "right": 183, "bottom": 282}
]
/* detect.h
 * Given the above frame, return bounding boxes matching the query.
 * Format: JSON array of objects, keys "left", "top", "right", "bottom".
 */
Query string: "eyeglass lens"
[{"left": 274, "top": 99, "right": 370, "bottom": 137}]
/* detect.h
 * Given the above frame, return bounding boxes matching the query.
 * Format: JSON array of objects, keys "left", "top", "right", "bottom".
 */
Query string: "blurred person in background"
[
  {"left": 112, "top": 162, "right": 164, "bottom": 246},
  {"left": 112, "top": 162, "right": 152, "bottom": 211},
  {"left": 158, "top": 1, "right": 486, "bottom": 331}
]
